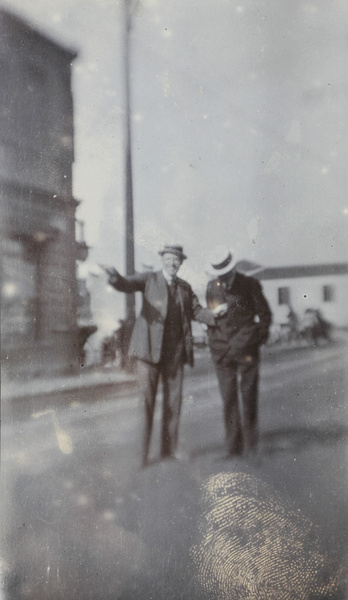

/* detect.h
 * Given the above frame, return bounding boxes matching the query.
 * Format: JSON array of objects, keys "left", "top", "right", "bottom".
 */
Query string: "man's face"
[
  {"left": 161, "top": 253, "right": 183, "bottom": 277},
  {"left": 219, "top": 268, "right": 236, "bottom": 286}
]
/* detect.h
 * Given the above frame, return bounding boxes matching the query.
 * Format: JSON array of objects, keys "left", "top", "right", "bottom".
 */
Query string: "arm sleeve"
[
  {"left": 252, "top": 279, "right": 272, "bottom": 344},
  {"left": 108, "top": 271, "right": 147, "bottom": 294},
  {"left": 191, "top": 289, "right": 216, "bottom": 327}
]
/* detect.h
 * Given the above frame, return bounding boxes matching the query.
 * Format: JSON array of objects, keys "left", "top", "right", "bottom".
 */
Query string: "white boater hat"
[{"left": 206, "top": 246, "right": 235, "bottom": 277}]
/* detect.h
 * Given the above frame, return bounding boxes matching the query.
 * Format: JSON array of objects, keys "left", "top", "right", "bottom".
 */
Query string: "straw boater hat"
[
  {"left": 206, "top": 245, "right": 235, "bottom": 276},
  {"left": 158, "top": 245, "right": 187, "bottom": 261}
]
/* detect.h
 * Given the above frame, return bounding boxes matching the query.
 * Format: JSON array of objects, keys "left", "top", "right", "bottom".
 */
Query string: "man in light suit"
[{"left": 106, "top": 245, "right": 218, "bottom": 467}]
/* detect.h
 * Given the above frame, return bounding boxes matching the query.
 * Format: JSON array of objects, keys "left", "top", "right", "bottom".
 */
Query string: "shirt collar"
[{"left": 162, "top": 269, "right": 174, "bottom": 285}]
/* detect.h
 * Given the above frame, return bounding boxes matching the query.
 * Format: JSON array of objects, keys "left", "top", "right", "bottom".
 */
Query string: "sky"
[{"left": 1, "top": 0, "right": 348, "bottom": 298}]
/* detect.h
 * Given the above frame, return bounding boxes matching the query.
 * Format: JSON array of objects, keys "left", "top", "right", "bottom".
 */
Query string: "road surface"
[{"left": 1, "top": 337, "right": 347, "bottom": 599}]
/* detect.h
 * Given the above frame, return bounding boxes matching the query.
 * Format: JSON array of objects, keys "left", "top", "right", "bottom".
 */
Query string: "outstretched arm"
[{"left": 103, "top": 267, "right": 147, "bottom": 294}]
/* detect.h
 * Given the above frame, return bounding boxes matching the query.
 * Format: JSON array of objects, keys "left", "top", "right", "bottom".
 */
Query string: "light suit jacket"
[{"left": 109, "top": 270, "right": 215, "bottom": 366}]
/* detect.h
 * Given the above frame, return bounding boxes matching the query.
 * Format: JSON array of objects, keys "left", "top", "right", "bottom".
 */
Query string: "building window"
[
  {"left": 278, "top": 287, "right": 290, "bottom": 305},
  {"left": 323, "top": 285, "right": 335, "bottom": 302}
]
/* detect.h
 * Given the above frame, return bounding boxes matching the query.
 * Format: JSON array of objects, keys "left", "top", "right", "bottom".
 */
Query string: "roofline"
[
  {"left": 255, "top": 263, "right": 348, "bottom": 280},
  {"left": 0, "top": 7, "right": 78, "bottom": 60}
]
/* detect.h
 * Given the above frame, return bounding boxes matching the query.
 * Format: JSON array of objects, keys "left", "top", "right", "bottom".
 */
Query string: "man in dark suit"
[
  {"left": 205, "top": 246, "right": 272, "bottom": 457},
  {"left": 106, "top": 245, "right": 217, "bottom": 467}
]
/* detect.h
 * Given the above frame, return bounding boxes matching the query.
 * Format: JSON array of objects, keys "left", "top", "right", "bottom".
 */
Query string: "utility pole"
[{"left": 123, "top": 0, "right": 136, "bottom": 322}]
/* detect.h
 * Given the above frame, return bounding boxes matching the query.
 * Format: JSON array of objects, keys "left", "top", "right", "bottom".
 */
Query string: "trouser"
[
  {"left": 137, "top": 358, "right": 184, "bottom": 466},
  {"left": 214, "top": 357, "right": 259, "bottom": 455}
]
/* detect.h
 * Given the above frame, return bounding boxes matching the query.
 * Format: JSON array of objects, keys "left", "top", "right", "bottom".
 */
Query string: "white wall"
[{"left": 261, "top": 274, "right": 348, "bottom": 327}]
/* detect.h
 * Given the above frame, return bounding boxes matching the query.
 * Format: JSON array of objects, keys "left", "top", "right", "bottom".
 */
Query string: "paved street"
[{"left": 1, "top": 336, "right": 348, "bottom": 599}]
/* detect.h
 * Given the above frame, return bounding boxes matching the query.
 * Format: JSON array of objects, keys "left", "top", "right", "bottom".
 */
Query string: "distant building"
[
  {"left": 246, "top": 262, "right": 348, "bottom": 328},
  {"left": 0, "top": 9, "right": 89, "bottom": 379}
]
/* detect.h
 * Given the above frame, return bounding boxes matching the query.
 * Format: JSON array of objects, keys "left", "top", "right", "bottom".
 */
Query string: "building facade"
[
  {"left": 0, "top": 9, "right": 88, "bottom": 379},
  {"left": 255, "top": 263, "right": 348, "bottom": 328}
]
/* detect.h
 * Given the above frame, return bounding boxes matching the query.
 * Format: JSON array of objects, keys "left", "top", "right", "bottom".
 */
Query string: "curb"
[{"left": 2, "top": 369, "right": 137, "bottom": 402}]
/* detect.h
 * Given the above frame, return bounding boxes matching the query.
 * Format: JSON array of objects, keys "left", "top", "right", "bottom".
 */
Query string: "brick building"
[{"left": 0, "top": 9, "right": 88, "bottom": 379}]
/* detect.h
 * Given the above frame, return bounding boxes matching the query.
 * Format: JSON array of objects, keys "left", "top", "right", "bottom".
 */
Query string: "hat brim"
[
  {"left": 159, "top": 250, "right": 187, "bottom": 260},
  {"left": 205, "top": 259, "right": 235, "bottom": 277}
]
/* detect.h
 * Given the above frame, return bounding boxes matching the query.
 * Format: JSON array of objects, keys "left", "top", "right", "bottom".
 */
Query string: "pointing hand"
[
  {"left": 99, "top": 265, "right": 121, "bottom": 285},
  {"left": 99, "top": 265, "right": 119, "bottom": 277}
]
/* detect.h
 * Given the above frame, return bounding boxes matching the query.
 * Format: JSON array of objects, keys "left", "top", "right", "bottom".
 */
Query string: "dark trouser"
[
  {"left": 137, "top": 358, "right": 184, "bottom": 466},
  {"left": 214, "top": 357, "right": 259, "bottom": 455}
]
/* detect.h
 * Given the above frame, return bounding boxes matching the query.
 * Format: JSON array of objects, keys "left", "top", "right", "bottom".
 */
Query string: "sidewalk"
[{"left": 2, "top": 365, "right": 136, "bottom": 402}]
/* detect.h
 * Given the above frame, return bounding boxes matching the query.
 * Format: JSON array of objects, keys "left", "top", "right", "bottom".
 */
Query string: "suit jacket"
[
  {"left": 109, "top": 270, "right": 215, "bottom": 366},
  {"left": 206, "top": 271, "right": 272, "bottom": 363}
]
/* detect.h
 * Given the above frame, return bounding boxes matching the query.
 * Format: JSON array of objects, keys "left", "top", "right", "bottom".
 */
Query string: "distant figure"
[
  {"left": 101, "top": 333, "right": 117, "bottom": 367},
  {"left": 286, "top": 305, "right": 299, "bottom": 341},
  {"left": 300, "top": 308, "right": 332, "bottom": 346},
  {"left": 314, "top": 309, "right": 332, "bottom": 341},
  {"left": 205, "top": 246, "right": 272, "bottom": 457},
  {"left": 280, "top": 304, "right": 299, "bottom": 343},
  {"left": 115, "top": 318, "right": 134, "bottom": 370},
  {"left": 105, "top": 245, "right": 220, "bottom": 467},
  {"left": 77, "top": 325, "right": 97, "bottom": 367}
]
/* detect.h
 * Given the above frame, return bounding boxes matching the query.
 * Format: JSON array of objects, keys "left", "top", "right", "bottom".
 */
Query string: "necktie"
[{"left": 169, "top": 278, "right": 177, "bottom": 295}]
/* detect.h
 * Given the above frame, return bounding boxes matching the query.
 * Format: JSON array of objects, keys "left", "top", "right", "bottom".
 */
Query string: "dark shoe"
[
  {"left": 228, "top": 447, "right": 244, "bottom": 457},
  {"left": 221, "top": 449, "right": 243, "bottom": 461}
]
